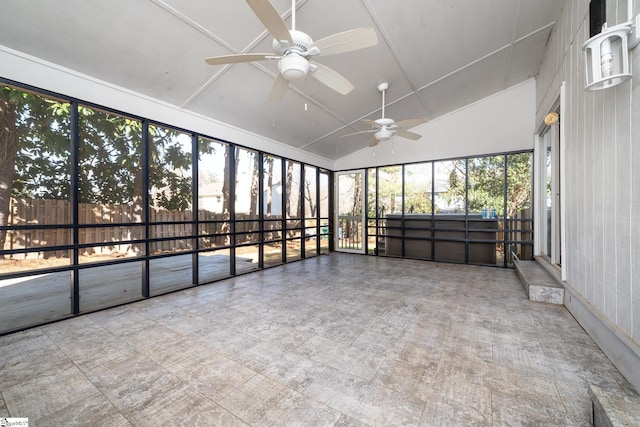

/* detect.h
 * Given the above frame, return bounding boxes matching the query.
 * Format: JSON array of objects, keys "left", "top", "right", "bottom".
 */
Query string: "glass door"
[
  {"left": 336, "top": 171, "right": 365, "bottom": 253},
  {"left": 539, "top": 119, "right": 561, "bottom": 266}
]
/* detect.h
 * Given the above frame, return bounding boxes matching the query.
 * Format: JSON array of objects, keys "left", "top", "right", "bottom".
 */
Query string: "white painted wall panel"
[
  {"left": 334, "top": 80, "right": 536, "bottom": 170},
  {"left": 585, "top": 90, "right": 596, "bottom": 303},
  {"left": 615, "top": 83, "right": 632, "bottom": 334},
  {"left": 567, "top": 35, "right": 580, "bottom": 292},
  {"left": 537, "top": 0, "right": 640, "bottom": 388},
  {"left": 631, "top": 2, "right": 640, "bottom": 343},
  {"left": 602, "top": 89, "right": 616, "bottom": 321}
]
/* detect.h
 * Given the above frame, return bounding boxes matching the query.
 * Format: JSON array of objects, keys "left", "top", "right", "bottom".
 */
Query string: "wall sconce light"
[
  {"left": 583, "top": 0, "right": 640, "bottom": 91},
  {"left": 545, "top": 112, "right": 559, "bottom": 126}
]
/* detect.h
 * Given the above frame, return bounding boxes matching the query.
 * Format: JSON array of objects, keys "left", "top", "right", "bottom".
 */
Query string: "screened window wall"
[
  {"left": 0, "top": 82, "right": 332, "bottom": 335},
  {"left": 365, "top": 152, "right": 533, "bottom": 266}
]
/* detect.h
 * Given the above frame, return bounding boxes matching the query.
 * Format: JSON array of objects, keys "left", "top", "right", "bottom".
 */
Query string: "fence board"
[{"left": 4, "top": 198, "right": 215, "bottom": 259}]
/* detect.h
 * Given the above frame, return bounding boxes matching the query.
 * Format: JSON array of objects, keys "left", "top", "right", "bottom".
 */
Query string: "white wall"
[
  {"left": 536, "top": 0, "right": 640, "bottom": 391},
  {"left": 334, "top": 79, "right": 536, "bottom": 171},
  {"left": 0, "top": 45, "right": 333, "bottom": 170}
]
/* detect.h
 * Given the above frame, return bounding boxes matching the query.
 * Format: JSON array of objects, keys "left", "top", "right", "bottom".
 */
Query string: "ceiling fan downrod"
[{"left": 378, "top": 81, "right": 389, "bottom": 118}]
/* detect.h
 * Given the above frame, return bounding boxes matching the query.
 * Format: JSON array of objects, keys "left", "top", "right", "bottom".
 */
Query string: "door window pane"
[
  {"left": 404, "top": 162, "right": 432, "bottom": 214},
  {"left": 467, "top": 156, "right": 504, "bottom": 265},
  {"left": 304, "top": 166, "right": 317, "bottom": 256},
  {"left": 367, "top": 168, "right": 378, "bottom": 254},
  {"left": 148, "top": 125, "right": 193, "bottom": 256},
  {"left": 545, "top": 137, "right": 552, "bottom": 257},
  {"left": 540, "top": 124, "right": 560, "bottom": 265},
  {"left": 337, "top": 172, "right": 363, "bottom": 251},
  {"left": 319, "top": 172, "right": 330, "bottom": 253},
  {"left": 263, "top": 156, "right": 283, "bottom": 220},
  {"left": 507, "top": 152, "right": 533, "bottom": 262},
  {"left": 378, "top": 166, "right": 402, "bottom": 256},
  {"left": 435, "top": 160, "right": 466, "bottom": 214},
  {"left": 0, "top": 86, "right": 73, "bottom": 332},
  {"left": 1, "top": 87, "right": 71, "bottom": 273},
  {"left": 198, "top": 138, "right": 231, "bottom": 249},
  {"left": 147, "top": 123, "right": 194, "bottom": 294},
  {"left": 235, "top": 148, "right": 260, "bottom": 264},
  {"left": 285, "top": 160, "right": 302, "bottom": 260},
  {"left": 79, "top": 107, "right": 144, "bottom": 261}
]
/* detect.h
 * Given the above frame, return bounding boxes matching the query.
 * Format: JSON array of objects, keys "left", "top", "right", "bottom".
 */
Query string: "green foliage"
[
  {"left": 1, "top": 85, "right": 210, "bottom": 211},
  {"left": 6, "top": 89, "right": 72, "bottom": 199},
  {"left": 377, "top": 166, "right": 402, "bottom": 215},
  {"left": 404, "top": 164, "right": 433, "bottom": 214},
  {"left": 442, "top": 154, "right": 532, "bottom": 218},
  {"left": 148, "top": 125, "right": 193, "bottom": 210},
  {"left": 466, "top": 156, "right": 505, "bottom": 215},
  {"left": 366, "top": 156, "right": 532, "bottom": 219},
  {"left": 78, "top": 106, "right": 142, "bottom": 205},
  {"left": 506, "top": 152, "right": 533, "bottom": 216}
]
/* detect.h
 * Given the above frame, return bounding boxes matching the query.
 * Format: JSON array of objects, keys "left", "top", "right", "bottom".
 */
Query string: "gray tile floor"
[{"left": 0, "top": 254, "right": 634, "bottom": 426}]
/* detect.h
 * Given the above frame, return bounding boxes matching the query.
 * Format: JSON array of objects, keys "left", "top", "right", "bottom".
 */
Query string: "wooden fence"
[{"left": 3, "top": 198, "right": 276, "bottom": 259}]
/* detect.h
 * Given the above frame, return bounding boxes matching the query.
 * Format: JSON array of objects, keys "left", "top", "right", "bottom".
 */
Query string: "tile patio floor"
[{"left": 0, "top": 254, "right": 634, "bottom": 426}]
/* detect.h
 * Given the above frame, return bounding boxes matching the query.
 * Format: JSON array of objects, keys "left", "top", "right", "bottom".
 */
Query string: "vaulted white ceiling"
[{"left": 0, "top": 0, "right": 565, "bottom": 161}]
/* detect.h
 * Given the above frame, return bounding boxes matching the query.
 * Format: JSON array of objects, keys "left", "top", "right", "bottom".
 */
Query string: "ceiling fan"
[
  {"left": 204, "top": 0, "right": 378, "bottom": 101},
  {"left": 341, "top": 82, "right": 427, "bottom": 147}
]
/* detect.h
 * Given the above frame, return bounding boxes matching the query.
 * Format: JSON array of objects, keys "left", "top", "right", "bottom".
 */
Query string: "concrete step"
[
  {"left": 590, "top": 384, "right": 640, "bottom": 426},
  {"left": 514, "top": 259, "right": 564, "bottom": 304}
]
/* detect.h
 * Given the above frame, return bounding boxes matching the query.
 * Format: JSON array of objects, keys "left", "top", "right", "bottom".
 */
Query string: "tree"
[
  {"left": 439, "top": 159, "right": 467, "bottom": 213},
  {"left": 466, "top": 156, "right": 505, "bottom": 215},
  {"left": 1, "top": 87, "right": 71, "bottom": 249},
  {"left": 0, "top": 85, "right": 213, "bottom": 255},
  {"left": 506, "top": 153, "right": 533, "bottom": 217},
  {"left": 285, "top": 160, "right": 301, "bottom": 238},
  {"left": 404, "top": 164, "right": 433, "bottom": 214},
  {"left": 264, "top": 155, "right": 275, "bottom": 216},
  {"left": 0, "top": 89, "right": 21, "bottom": 249},
  {"left": 248, "top": 150, "right": 259, "bottom": 219},
  {"left": 303, "top": 171, "right": 317, "bottom": 218},
  {"left": 147, "top": 124, "right": 193, "bottom": 211},
  {"left": 443, "top": 154, "right": 532, "bottom": 218},
  {"left": 377, "top": 166, "right": 402, "bottom": 215}
]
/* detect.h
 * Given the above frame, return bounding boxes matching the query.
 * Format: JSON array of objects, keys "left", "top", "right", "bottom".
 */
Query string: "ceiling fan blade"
[
  {"left": 394, "top": 118, "right": 427, "bottom": 129},
  {"left": 395, "top": 129, "right": 422, "bottom": 140},
  {"left": 205, "top": 53, "right": 275, "bottom": 65},
  {"left": 310, "top": 28, "right": 378, "bottom": 56},
  {"left": 361, "top": 119, "right": 380, "bottom": 127},
  {"left": 369, "top": 138, "right": 379, "bottom": 147},
  {"left": 246, "top": 0, "right": 292, "bottom": 44},
  {"left": 309, "top": 62, "right": 354, "bottom": 95},
  {"left": 339, "top": 129, "right": 377, "bottom": 138},
  {"left": 268, "top": 73, "right": 289, "bottom": 101}
]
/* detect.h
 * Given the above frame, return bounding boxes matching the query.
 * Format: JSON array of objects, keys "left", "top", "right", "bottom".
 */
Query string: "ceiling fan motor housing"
[
  {"left": 375, "top": 117, "right": 395, "bottom": 127},
  {"left": 272, "top": 30, "right": 313, "bottom": 55},
  {"left": 274, "top": 30, "right": 313, "bottom": 81}
]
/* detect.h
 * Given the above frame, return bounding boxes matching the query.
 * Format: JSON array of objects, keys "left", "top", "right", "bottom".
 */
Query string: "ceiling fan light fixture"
[
  {"left": 375, "top": 128, "right": 393, "bottom": 141},
  {"left": 279, "top": 54, "right": 309, "bottom": 81}
]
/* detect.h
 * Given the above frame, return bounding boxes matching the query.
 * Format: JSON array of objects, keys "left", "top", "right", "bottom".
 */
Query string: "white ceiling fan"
[
  {"left": 204, "top": 0, "right": 378, "bottom": 101},
  {"left": 341, "top": 82, "right": 427, "bottom": 147}
]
